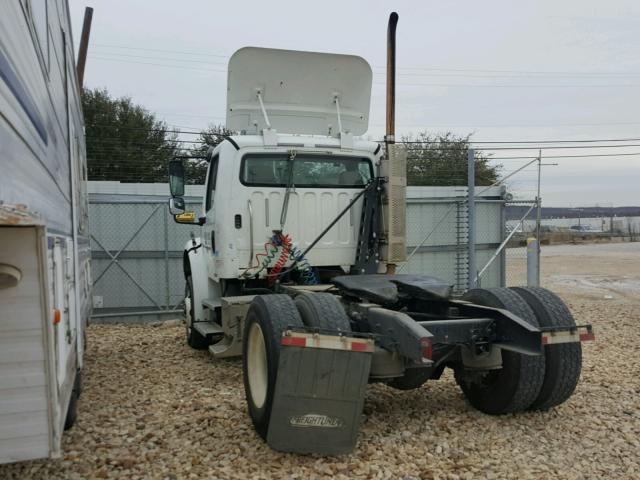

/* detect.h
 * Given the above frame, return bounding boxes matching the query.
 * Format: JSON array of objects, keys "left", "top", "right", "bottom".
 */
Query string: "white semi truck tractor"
[{"left": 167, "top": 14, "right": 594, "bottom": 455}]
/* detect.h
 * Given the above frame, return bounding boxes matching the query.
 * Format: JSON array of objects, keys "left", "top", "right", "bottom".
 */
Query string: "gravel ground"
[{"left": 2, "top": 243, "right": 639, "bottom": 479}]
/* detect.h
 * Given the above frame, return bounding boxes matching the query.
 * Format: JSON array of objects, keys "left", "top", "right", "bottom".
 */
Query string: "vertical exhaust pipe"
[
  {"left": 385, "top": 12, "right": 399, "bottom": 145},
  {"left": 381, "top": 12, "right": 407, "bottom": 275},
  {"left": 384, "top": 12, "right": 401, "bottom": 275}
]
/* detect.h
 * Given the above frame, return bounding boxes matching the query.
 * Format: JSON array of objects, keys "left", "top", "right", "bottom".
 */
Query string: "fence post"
[
  {"left": 163, "top": 203, "right": 171, "bottom": 309},
  {"left": 535, "top": 150, "right": 542, "bottom": 286},
  {"left": 527, "top": 237, "right": 539, "bottom": 286},
  {"left": 467, "top": 149, "right": 476, "bottom": 290},
  {"left": 500, "top": 195, "right": 506, "bottom": 287}
]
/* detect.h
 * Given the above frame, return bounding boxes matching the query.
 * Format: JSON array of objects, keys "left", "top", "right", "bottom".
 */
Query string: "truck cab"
[
  {"left": 200, "top": 134, "right": 380, "bottom": 281},
  {"left": 168, "top": 47, "right": 388, "bottom": 348}
]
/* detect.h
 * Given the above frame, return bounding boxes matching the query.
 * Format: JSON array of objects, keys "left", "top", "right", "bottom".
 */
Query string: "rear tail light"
[{"left": 420, "top": 337, "right": 432, "bottom": 361}]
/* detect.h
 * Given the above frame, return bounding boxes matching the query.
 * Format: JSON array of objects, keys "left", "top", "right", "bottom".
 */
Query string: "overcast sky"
[{"left": 69, "top": 0, "right": 640, "bottom": 207}]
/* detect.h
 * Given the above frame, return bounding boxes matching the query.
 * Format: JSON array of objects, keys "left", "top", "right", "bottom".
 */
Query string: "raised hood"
[{"left": 226, "top": 47, "right": 372, "bottom": 136}]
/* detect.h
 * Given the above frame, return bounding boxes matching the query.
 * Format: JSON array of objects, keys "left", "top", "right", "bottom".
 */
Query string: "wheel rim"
[
  {"left": 185, "top": 295, "right": 192, "bottom": 328},
  {"left": 246, "top": 322, "right": 268, "bottom": 409},
  {"left": 185, "top": 281, "right": 193, "bottom": 334}
]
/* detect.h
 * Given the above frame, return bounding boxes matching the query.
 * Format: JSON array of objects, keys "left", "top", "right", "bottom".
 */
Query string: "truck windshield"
[{"left": 240, "top": 154, "right": 373, "bottom": 188}]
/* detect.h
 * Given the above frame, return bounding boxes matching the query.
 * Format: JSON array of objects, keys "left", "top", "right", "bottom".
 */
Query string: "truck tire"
[
  {"left": 185, "top": 276, "right": 209, "bottom": 350},
  {"left": 242, "top": 295, "right": 304, "bottom": 440},
  {"left": 294, "top": 292, "right": 351, "bottom": 332},
  {"left": 454, "top": 288, "right": 545, "bottom": 414},
  {"left": 64, "top": 370, "right": 81, "bottom": 431},
  {"left": 510, "top": 287, "right": 582, "bottom": 410},
  {"left": 387, "top": 368, "right": 432, "bottom": 390}
]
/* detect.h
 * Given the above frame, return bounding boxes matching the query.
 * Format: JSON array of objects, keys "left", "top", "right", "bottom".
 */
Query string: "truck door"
[{"left": 203, "top": 154, "right": 219, "bottom": 277}]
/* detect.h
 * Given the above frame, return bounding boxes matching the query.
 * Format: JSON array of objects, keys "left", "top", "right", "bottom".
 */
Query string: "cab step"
[
  {"left": 194, "top": 321, "right": 223, "bottom": 338},
  {"left": 202, "top": 298, "right": 221, "bottom": 310}
]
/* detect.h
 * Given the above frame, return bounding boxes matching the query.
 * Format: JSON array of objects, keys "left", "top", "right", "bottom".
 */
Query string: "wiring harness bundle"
[{"left": 242, "top": 232, "right": 318, "bottom": 285}]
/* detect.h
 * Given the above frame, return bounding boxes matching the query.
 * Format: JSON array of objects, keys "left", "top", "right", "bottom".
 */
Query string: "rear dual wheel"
[
  {"left": 511, "top": 287, "right": 582, "bottom": 410},
  {"left": 294, "top": 292, "right": 351, "bottom": 331},
  {"left": 456, "top": 287, "right": 583, "bottom": 415},
  {"left": 242, "top": 295, "right": 304, "bottom": 439},
  {"left": 242, "top": 293, "right": 351, "bottom": 439},
  {"left": 455, "top": 288, "right": 546, "bottom": 414}
]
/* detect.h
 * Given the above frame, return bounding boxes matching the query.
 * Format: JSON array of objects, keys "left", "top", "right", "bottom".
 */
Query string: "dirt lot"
[{"left": 2, "top": 242, "right": 639, "bottom": 479}]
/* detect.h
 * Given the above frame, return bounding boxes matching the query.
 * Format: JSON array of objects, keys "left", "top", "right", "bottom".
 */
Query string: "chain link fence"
[
  {"left": 88, "top": 182, "right": 508, "bottom": 322},
  {"left": 504, "top": 201, "right": 540, "bottom": 286},
  {"left": 400, "top": 186, "right": 505, "bottom": 293},
  {"left": 89, "top": 183, "right": 204, "bottom": 323}
]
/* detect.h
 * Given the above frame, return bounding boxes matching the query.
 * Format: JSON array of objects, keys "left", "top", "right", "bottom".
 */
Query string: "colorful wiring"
[
  {"left": 242, "top": 232, "right": 318, "bottom": 285},
  {"left": 276, "top": 233, "right": 318, "bottom": 285},
  {"left": 288, "top": 241, "right": 318, "bottom": 285},
  {"left": 267, "top": 234, "right": 291, "bottom": 285}
]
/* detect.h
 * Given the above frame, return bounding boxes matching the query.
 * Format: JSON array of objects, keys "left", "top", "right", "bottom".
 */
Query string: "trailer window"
[
  {"left": 22, "top": 0, "right": 49, "bottom": 72},
  {"left": 240, "top": 154, "right": 373, "bottom": 188}
]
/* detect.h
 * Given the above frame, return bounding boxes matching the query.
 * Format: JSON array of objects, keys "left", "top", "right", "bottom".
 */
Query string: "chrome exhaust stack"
[{"left": 381, "top": 12, "right": 407, "bottom": 273}]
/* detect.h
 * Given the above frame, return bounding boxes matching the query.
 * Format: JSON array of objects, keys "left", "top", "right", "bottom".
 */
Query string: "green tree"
[
  {"left": 82, "top": 88, "right": 179, "bottom": 182},
  {"left": 401, "top": 132, "right": 500, "bottom": 186},
  {"left": 184, "top": 124, "right": 233, "bottom": 184}
]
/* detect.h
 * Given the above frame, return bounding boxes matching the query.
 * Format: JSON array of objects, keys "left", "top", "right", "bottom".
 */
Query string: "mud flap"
[{"left": 266, "top": 331, "right": 374, "bottom": 455}]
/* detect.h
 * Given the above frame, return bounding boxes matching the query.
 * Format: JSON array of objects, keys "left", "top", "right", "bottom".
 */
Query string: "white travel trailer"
[{"left": 0, "top": 1, "right": 90, "bottom": 463}]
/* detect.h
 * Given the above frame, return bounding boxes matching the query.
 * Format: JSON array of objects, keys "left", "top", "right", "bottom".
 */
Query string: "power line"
[
  {"left": 84, "top": 143, "right": 640, "bottom": 160},
  {"left": 90, "top": 56, "right": 226, "bottom": 73},
  {"left": 86, "top": 124, "right": 640, "bottom": 147},
  {"left": 86, "top": 141, "right": 640, "bottom": 152},
  {"left": 88, "top": 56, "right": 640, "bottom": 87},
  {"left": 92, "top": 50, "right": 640, "bottom": 81},
  {"left": 372, "top": 65, "right": 640, "bottom": 77},
  {"left": 371, "top": 80, "right": 640, "bottom": 88},
  {"left": 368, "top": 120, "right": 640, "bottom": 129},
  {"left": 92, "top": 44, "right": 640, "bottom": 77},
  {"left": 92, "top": 43, "right": 230, "bottom": 58},
  {"left": 91, "top": 51, "right": 228, "bottom": 66},
  {"left": 86, "top": 123, "right": 207, "bottom": 135},
  {"left": 443, "top": 137, "right": 640, "bottom": 144},
  {"left": 487, "top": 151, "right": 640, "bottom": 160},
  {"left": 403, "top": 143, "right": 640, "bottom": 150}
]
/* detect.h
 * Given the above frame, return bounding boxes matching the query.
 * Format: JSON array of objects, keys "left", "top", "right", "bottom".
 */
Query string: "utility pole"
[{"left": 76, "top": 7, "right": 94, "bottom": 89}]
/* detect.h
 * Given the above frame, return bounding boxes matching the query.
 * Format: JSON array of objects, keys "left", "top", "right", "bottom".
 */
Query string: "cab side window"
[{"left": 205, "top": 155, "right": 219, "bottom": 212}]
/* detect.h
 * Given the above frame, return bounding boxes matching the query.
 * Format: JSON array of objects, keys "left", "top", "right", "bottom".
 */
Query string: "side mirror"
[
  {"left": 169, "top": 197, "right": 185, "bottom": 215},
  {"left": 168, "top": 197, "right": 204, "bottom": 225},
  {"left": 169, "top": 160, "right": 185, "bottom": 197}
]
